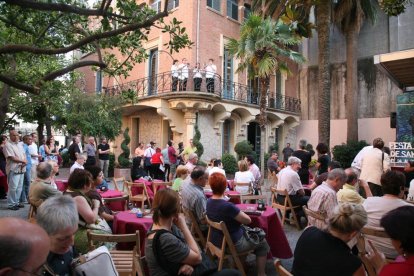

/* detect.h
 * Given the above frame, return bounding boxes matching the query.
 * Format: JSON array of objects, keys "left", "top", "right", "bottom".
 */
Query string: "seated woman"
[
  {"left": 206, "top": 173, "right": 270, "bottom": 276},
  {"left": 64, "top": 168, "right": 101, "bottom": 254},
  {"left": 292, "top": 203, "right": 367, "bottom": 276},
  {"left": 368, "top": 205, "right": 414, "bottom": 275},
  {"left": 46, "top": 160, "right": 59, "bottom": 190},
  {"left": 85, "top": 166, "right": 114, "bottom": 229},
  {"left": 233, "top": 160, "right": 255, "bottom": 194},
  {"left": 172, "top": 165, "right": 188, "bottom": 192},
  {"left": 37, "top": 195, "right": 79, "bottom": 275},
  {"left": 205, "top": 158, "right": 216, "bottom": 174}
]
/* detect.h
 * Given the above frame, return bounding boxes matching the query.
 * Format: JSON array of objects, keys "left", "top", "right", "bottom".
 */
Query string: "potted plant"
[{"left": 114, "top": 128, "right": 132, "bottom": 181}]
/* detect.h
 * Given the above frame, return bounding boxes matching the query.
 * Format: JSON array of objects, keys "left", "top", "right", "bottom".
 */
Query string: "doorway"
[{"left": 148, "top": 49, "right": 158, "bottom": 95}]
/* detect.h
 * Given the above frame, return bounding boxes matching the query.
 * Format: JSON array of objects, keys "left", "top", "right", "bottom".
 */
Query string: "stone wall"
[{"left": 198, "top": 111, "right": 222, "bottom": 162}]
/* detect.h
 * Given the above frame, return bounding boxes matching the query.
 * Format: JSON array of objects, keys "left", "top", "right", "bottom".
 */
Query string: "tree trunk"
[
  {"left": 316, "top": 0, "right": 331, "bottom": 148},
  {"left": 46, "top": 120, "right": 52, "bottom": 137},
  {"left": 37, "top": 124, "right": 44, "bottom": 142},
  {"left": 259, "top": 77, "right": 269, "bottom": 177},
  {"left": 0, "top": 84, "right": 11, "bottom": 133},
  {"left": 346, "top": 26, "right": 359, "bottom": 142}
]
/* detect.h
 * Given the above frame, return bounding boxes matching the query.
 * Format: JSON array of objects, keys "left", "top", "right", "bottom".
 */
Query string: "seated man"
[
  {"left": 337, "top": 168, "right": 372, "bottom": 204},
  {"left": 362, "top": 170, "right": 413, "bottom": 259},
  {"left": 181, "top": 166, "right": 209, "bottom": 233},
  {"left": 29, "top": 162, "right": 62, "bottom": 207},
  {"left": 276, "top": 157, "right": 309, "bottom": 219},
  {"left": 307, "top": 169, "right": 347, "bottom": 230},
  {"left": 69, "top": 154, "right": 85, "bottom": 174},
  {"left": 0, "top": 217, "right": 50, "bottom": 275},
  {"left": 184, "top": 153, "right": 198, "bottom": 174}
]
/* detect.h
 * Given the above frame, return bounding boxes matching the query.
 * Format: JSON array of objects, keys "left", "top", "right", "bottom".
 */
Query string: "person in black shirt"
[
  {"left": 293, "top": 139, "right": 312, "bottom": 184},
  {"left": 316, "top": 142, "right": 331, "bottom": 175},
  {"left": 68, "top": 137, "right": 81, "bottom": 164},
  {"left": 97, "top": 137, "right": 110, "bottom": 179}
]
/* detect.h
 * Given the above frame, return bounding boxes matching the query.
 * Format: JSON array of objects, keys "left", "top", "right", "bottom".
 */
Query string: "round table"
[{"left": 99, "top": 189, "right": 126, "bottom": 211}]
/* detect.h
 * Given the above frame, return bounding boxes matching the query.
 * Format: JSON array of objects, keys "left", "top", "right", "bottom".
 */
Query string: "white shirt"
[
  {"left": 28, "top": 143, "right": 39, "bottom": 165},
  {"left": 178, "top": 63, "right": 189, "bottom": 79},
  {"left": 70, "top": 162, "right": 84, "bottom": 174},
  {"left": 205, "top": 64, "right": 217, "bottom": 78},
  {"left": 351, "top": 146, "right": 373, "bottom": 170},
  {"left": 359, "top": 148, "right": 390, "bottom": 185},
  {"left": 277, "top": 166, "right": 303, "bottom": 195},
  {"left": 362, "top": 197, "right": 412, "bottom": 258},
  {"left": 171, "top": 64, "right": 179, "bottom": 77},
  {"left": 144, "top": 147, "right": 155, "bottom": 158},
  {"left": 234, "top": 171, "right": 255, "bottom": 194},
  {"left": 193, "top": 68, "right": 203, "bottom": 78},
  {"left": 208, "top": 167, "right": 226, "bottom": 176}
]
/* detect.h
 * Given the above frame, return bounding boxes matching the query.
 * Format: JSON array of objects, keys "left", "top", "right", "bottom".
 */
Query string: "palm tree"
[
  {"left": 227, "top": 14, "right": 304, "bottom": 175},
  {"left": 334, "top": 0, "right": 377, "bottom": 142}
]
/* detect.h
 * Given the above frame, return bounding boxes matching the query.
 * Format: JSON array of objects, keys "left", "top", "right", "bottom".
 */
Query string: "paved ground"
[{"left": 0, "top": 168, "right": 303, "bottom": 275}]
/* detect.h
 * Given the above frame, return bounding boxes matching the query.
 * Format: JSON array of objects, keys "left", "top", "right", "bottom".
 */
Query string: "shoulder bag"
[
  {"left": 241, "top": 225, "right": 266, "bottom": 245},
  {"left": 72, "top": 246, "right": 118, "bottom": 276}
]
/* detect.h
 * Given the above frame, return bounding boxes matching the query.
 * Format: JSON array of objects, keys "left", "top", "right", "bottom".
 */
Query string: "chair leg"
[
  {"left": 280, "top": 209, "right": 287, "bottom": 225},
  {"left": 291, "top": 209, "right": 301, "bottom": 230}
]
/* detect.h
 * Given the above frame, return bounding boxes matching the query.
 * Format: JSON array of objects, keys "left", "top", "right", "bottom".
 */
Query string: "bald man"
[{"left": 0, "top": 218, "right": 50, "bottom": 275}]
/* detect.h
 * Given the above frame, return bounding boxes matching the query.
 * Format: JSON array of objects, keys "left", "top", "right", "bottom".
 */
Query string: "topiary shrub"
[
  {"left": 332, "top": 140, "right": 369, "bottom": 168},
  {"left": 118, "top": 128, "right": 131, "bottom": 168},
  {"left": 222, "top": 153, "right": 238, "bottom": 175},
  {"left": 193, "top": 125, "right": 204, "bottom": 160},
  {"left": 234, "top": 140, "right": 254, "bottom": 160}
]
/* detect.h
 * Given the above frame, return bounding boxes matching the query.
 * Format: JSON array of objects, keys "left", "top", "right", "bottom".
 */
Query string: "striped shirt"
[{"left": 307, "top": 182, "right": 337, "bottom": 230}]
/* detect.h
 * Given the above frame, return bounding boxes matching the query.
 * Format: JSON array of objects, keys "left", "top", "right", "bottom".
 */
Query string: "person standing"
[
  {"left": 282, "top": 143, "right": 294, "bottom": 162},
  {"left": 193, "top": 62, "right": 203, "bottom": 91},
  {"left": 245, "top": 155, "right": 261, "bottom": 190},
  {"left": 3, "top": 129, "right": 27, "bottom": 210},
  {"left": 28, "top": 132, "right": 40, "bottom": 181},
  {"left": 205, "top": 59, "right": 217, "bottom": 93},
  {"left": 44, "top": 136, "right": 59, "bottom": 162},
  {"left": 38, "top": 137, "right": 46, "bottom": 162},
  {"left": 171, "top": 59, "right": 179, "bottom": 91},
  {"left": 97, "top": 137, "right": 110, "bottom": 179},
  {"left": 20, "top": 135, "right": 33, "bottom": 204},
  {"left": 85, "top": 136, "right": 96, "bottom": 167},
  {"left": 178, "top": 58, "right": 189, "bottom": 91},
  {"left": 316, "top": 143, "right": 331, "bottom": 175},
  {"left": 144, "top": 142, "right": 156, "bottom": 176},
  {"left": 266, "top": 151, "right": 280, "bottom": 173},
  {"left": 182, "top": 139, "right": 197, "bottom": 163},
  {"left": 168, "top": 140, "right": 177, "bottom": 180},
  {"left": 293, "top": 139, "right": 312, "bottom": 184},
  {"left": 68, "top": 136, "right": 80, "bottom": 165},
  {"left": 161, "top": 144, "right": 170, "bottom": 181},
  {"left": 0, "top": 135, "right": 8, "bottom": 199}
]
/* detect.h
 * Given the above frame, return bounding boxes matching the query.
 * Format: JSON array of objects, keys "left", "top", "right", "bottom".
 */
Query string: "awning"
[{"left": 374, "top": 48, "right": 414, "bottom": 91}]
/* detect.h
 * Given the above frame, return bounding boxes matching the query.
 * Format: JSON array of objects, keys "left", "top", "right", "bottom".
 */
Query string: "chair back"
[
  {"left": 87, "top": 230, "right": 145, "bottom": 276},
  {"left": 103, "top": 194, "right": 129, "bottom": 211},
  {"left": 125, "top": 181, "right": 151, "bottom": 209},
  {"left": 233, "top": 182, "right": 252, "bottom": 195},
  {"left": 240, "top": 194, "right": 267, "bottom": 204},
  {"left": 267, "top": 169, "right": 278, "bottom": 187},
  {"left": 270, "top": 187, "right": 301, "bottom": 229},
  {"left": 152, "top": 181, "right": 172, "bottom": 196},
  {"left": 205, "top": 217, "right": 250, "bottom": 276},
  {"left": 183, "top": 207, "right": 206, "bottom": 248},
  {"left": 274, "top": 259, "right": 293, "bottom": 276},
  {"left": 113, "top": 177, "right": 126, "bottom": 192},
  {"left": 302, "top": 206, "right": 326, "bottom": 221}
]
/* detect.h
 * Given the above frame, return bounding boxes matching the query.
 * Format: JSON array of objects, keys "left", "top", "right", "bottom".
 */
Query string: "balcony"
[{"left": 103, "top": 71, "right": 301, "bottom": 114}]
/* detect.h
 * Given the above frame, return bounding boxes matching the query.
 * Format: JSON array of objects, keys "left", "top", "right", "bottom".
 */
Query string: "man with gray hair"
[
  {"left": 37, "top": 195, "right": 79, "bottom": 275},
  {"left": 337, "top": 168, "right": 372, "bottom": 204},
  {"left": 29, "top": 162, "right": 62, "bottom": 207},
  {"left": 185, "top": 153, "right": 198, "bottom": 173},
  {"left": 276, "top": 156, "right": 309, "bottom": 210},
  {"left": 307, "top": 168, "right": 347, "bottom": 229},
  {"left": 70, "top": 153, "right": 86, "bottom": 174},
  {"left": 0, "top": 217, "right": 50, "bottom": 275}
]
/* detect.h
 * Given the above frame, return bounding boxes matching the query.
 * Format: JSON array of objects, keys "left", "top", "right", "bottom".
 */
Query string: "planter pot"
[{"left": 114, "top": 168, "right": 131, "bottom": 181}]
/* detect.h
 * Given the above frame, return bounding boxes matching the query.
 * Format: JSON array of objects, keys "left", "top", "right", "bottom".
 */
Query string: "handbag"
[
  {"left": 241, "top": 225, "right": 266, "bottom": 245},
  {"left": 72, "top": 246, "right": 118, "bottom": 276},
  {"left": 80, "top": 217, "right": 112, "bottom": 234}
]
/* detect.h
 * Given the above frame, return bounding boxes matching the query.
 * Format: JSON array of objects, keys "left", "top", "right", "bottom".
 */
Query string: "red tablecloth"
[
  {"left": 204, "top": 191, "right": 241, "bottom": 204},
  {"left": 113, "top": 211, "right": 153, "bottom": 254},
  {"left": 55, "top": 179, "right": 68, "bottom": 192},
  {"left": 133, "top": 179, "right": 167, "bottom": 201},
  {"left": 236, "top": 204, "right": 293, "bottom": 259},
  {"left": 99, "top": 189, "right": 126, "bottom": 211}
]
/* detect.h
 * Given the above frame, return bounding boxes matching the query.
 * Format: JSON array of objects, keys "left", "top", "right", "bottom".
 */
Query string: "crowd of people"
[{"left": 1, "top": 131, "right": 414, "bottom": 275}]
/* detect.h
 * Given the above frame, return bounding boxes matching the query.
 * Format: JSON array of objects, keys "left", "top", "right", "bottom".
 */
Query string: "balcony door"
[
  {"left": 148, "top": 48, "right": 158, "bottom": 95},
  {"left": 223, "top": 48, "right": 233, "bottom": 99}
]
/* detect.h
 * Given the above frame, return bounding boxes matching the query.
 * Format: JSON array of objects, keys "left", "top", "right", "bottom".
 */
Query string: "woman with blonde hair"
[
  {"left": 292, "top": 203, "right": 367, "bottom": 275},
  {"left": 233, "top": 159, "right": 255, "bottom": 194},
  {"left": 172, "top": 165, "right": 188, "bottom": 192}
]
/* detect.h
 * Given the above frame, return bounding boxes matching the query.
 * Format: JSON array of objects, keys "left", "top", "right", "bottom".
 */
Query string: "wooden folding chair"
[
  {"left": 87, "top": 230, "right": 145, "bottom": 276},
  {"left": 233, "top": 182, "right": 252, "bottom": 195},
  {"left": 152, "top": 181, "right": 172, "bottom": 196},
  {"left": 103, "top": 194, "right": 130, "bottom": 211},
  {"left": 274, "top": 259, "right": 293, "bottom": 276},
  {"left": 183, "top": 207, "right": 206, "bottom": 248},
  {"left": 205, "top": 217, "right": 252, "bottom": 276},
  {"left": 302, "top": 206, "right": 327, "bottom": 227},
  {"left": 125, "top": 181, "right": 151, "bottom": 209},
  {"left": 112, "top": 177, "right": 126, "bottom": 192},
  {"left": 356, "top": 227, "right": 390, "bottom": 276},
  {"left": 267, "top": 169, "right": 278, "bottom": 187},
  {"left": 239, "top": 194, "right": 267, "bottom": 204},
  {"left": 271, "top": 187, "right": 301, "bottom": 230}
]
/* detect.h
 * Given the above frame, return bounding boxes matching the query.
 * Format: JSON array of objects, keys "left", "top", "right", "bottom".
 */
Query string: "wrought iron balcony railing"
[{"left": 103, "top": 70, "right": 301, "bottom": 113}]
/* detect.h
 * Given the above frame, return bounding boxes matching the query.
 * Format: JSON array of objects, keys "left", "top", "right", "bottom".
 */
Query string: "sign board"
[{"left": 389, "top": 142, "right": 414, "bottom": 167}]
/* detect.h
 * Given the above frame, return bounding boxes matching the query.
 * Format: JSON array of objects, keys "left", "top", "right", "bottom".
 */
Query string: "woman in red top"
[
  {"left": 368, "top": 206, "right": 414, "bottom": 276},
  {"left": 150, "top": 147, "right": 164, "bottom": 180}
]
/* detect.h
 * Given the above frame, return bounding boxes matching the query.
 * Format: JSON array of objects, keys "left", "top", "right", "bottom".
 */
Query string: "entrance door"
[
  {"left": 148, "top": 49, "right": 158, "bottom": 95},
  {"left": 247, "top": 122, "right": 261, "bottom": 162},
  {"left": 223, "top": 48, "right": 233, "bottom": 99}
]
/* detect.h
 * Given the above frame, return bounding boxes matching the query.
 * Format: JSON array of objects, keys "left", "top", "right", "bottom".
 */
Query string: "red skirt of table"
[{"left": 55, "top": 179, "right": 68, "bottom": 192}]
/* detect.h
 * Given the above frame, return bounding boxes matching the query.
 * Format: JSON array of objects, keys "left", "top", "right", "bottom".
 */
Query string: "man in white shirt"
[
  {"left": 171, "top": 59, "right": 179, "bottom": 91},
  {"left": 276, "top": 156, "right": 309, "bottom": 208},
  {"left": 178, "top": 58, "right": 189, "bottom": 91},
  {"left": 144, "top": 142, "right": 156, "bottom": 176},
  {"left": 70, "top": 154, "right": 86, "bottom": 174},
  {"left": 205, "top": 58, "right": 217, "bottom": 93},
  {"left": 208, "top": 159, "right": 226, "bottom": 176},
  {"left": 28, "top": 132, "right": 41, "bottom": 181}
]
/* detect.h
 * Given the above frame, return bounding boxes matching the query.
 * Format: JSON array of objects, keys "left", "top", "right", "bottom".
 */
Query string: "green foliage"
[
  {"left": 222, "top": 153, "right": 238, "bottom": 175},
  {"left": 332, "top": 140, "right": 370, "bottom": 168},
  {"left": 234, "top": 140, "right": 254, "bottom": 160},
  {"left": 108, "top": 153, "right": 115, "bottom": 177},
  {"left": 60, "top": 151, "right": 70, "bottom": 168},
  {"left": 118, "top": 128, "right": 131, "bottom": 168},
  {"left": 193, "top": 125, "right": 204, "bottom": 160},
  {"left": 379, "top": 0, "right": 413, "bottom": 16},
  {"left": 309, "top": 159, "right": 318, "bottom": 168},
  {"left": 268, "top": 143, "right": 279, "bottom": 152}
]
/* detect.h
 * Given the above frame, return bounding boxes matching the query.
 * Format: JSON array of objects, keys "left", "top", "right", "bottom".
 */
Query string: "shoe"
[
  {"left": 17, "top": 203, "right": 25, "bottom": 208},
  {"left": 8, "top": 206, "right": 19, "bottom": 211}
]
